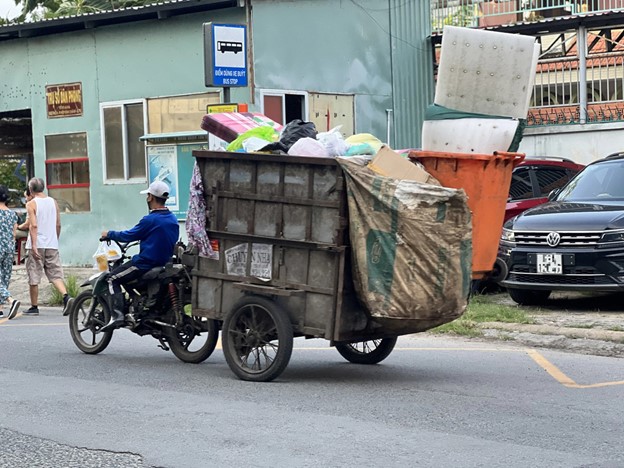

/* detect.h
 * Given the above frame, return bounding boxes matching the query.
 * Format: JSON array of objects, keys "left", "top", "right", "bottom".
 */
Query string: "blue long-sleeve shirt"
[{"left": 107, "top": 209, "right": 179, "bottom": 270}]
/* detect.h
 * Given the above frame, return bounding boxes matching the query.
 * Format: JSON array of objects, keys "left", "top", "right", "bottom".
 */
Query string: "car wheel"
[{"left": 508, "top": 288, "right": 551, "bottom": 306}]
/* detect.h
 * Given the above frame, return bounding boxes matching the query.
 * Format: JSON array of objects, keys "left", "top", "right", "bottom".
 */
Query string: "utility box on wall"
[{"left": 309, "top": 93, "right": 354, "bottom": 136}]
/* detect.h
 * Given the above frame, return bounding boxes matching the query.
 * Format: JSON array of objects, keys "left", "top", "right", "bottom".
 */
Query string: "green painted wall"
[
  {"left": 251, "top": 0, "right": 433, "bottom": 149},
  {"left": 0, "top": 9, "right": 245, "bottom": 265},
  {"left": 0, "top": 0, "right": 434, "bottom": 265},
  {"left": 251, "top": 0, "right": 393, "bottom": 141}
]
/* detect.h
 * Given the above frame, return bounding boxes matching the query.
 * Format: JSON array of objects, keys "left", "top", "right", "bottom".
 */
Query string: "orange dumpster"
[{"left": 409, "top": 150, "right": 525, "bottom": 280}]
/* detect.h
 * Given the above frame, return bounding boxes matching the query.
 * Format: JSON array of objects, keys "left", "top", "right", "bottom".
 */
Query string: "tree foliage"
[
  {"left": 2, "top": 0, "right": 156, "bottom": 23},
  {"left": 0, "top": 159, "right": 27, "bottom": 192}
]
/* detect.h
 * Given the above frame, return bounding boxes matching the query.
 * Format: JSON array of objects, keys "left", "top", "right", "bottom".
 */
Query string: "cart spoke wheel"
[
  {"left": 223, "top": 296, "right": 293, "bottom": 382},
  {"left": 69, "top": 290, "right": 114, "bottom": 355},
  {"left": 335, "top": 337, "right": 397, "bottom": 364}
]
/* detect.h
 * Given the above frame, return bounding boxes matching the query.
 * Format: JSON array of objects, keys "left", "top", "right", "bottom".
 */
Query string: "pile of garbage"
[
  {"left": 199, "top": 110, "right": 472, "bottom": 329},
  {"left": 201, "top": 111, "right": 389, "bottom": 159}
]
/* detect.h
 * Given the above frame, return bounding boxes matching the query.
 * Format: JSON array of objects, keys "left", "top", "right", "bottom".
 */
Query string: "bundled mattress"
[{"left": 200, "top": 112, "right": 283, "bottom": 143}]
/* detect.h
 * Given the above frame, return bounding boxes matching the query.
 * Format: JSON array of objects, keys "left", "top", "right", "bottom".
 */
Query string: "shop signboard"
[{"left": 46, "top": 82, "right": 83, "bottom": 118}]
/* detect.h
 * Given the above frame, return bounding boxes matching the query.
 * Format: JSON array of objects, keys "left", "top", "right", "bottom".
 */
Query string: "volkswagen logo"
[{"left": 546, "top": 232, "right": 561, "bottom": 247}]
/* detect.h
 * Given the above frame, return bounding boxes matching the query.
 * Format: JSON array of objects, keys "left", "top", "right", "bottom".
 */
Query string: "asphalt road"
[{"left": 1, "top": 309, "right": 624, "bottom": 468}]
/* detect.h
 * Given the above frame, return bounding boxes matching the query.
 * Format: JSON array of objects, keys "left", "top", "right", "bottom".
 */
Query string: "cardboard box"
[{"left": 369, "top": 146, "right": 440, "bottom": 185}]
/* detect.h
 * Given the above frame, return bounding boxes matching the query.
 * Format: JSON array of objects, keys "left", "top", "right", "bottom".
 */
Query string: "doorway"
[{"left": 0, "top": 109, "right": 34, "bottom": 191}]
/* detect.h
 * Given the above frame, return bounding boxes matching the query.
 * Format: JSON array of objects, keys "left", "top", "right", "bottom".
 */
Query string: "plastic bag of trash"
[
  {"left": 345, "top": 133, "right": 383, "bottom": 154},
  {"left": 288, "top": 137, "right": 329, "bottom": 157},
  {"left": 317, "top": 126, "right": 347, "bottom": 156},
  {"left": 279, "top": 120, "right": 317, "bottom": 151},
  {"left": 226, "top": 126, "right": 279, "bottom": 152}
]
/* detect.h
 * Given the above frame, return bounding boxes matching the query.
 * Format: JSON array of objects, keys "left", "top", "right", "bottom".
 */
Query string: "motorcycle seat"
[{"left": 140, "top": 266, "right": 164, "bottom": 281}]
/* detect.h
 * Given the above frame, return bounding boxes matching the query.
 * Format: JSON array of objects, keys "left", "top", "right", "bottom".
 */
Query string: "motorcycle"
[{"left": 68, "top": 239, "right": 219, "bottom": 363}]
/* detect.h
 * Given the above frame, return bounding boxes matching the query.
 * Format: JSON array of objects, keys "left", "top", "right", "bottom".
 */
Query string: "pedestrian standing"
[
  {"left": 0, "top": 185, "right": 20, "bottom": 320},
  {"left": 24, "top": 177, "right": 72, "bottom": 316},
  {"left": 16, "top": 187, "right": 32, "bottom": 239}
]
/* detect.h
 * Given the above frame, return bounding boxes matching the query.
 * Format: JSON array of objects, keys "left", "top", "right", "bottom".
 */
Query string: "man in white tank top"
[{"left": 24, "top": 178, "right": 72, "bottom": 316}]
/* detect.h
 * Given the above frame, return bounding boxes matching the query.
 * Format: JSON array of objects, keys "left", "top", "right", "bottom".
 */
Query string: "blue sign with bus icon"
[{"left": 211, "top": 24, "right": 247, "bottom": 87}]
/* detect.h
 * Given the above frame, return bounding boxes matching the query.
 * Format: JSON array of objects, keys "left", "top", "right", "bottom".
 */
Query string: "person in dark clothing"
[{"left": 100, "top": 181, "right": 179, "bottom": 332}]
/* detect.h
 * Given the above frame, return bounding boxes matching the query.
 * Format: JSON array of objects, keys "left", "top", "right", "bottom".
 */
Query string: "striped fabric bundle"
[{"left": 201, "top": 112, "right": 283, "bottom": 143}]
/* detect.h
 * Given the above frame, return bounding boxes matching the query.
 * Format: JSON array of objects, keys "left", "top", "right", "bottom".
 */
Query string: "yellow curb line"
[{"left": 527, "top": 349, "right": 624, "bottom": 388}]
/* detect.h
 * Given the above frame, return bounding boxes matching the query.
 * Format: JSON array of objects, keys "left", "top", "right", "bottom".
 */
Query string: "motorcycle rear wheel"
[
  {"left": 69, "top": 290, "right": 113, "bottom": 354},
  {"left": 166, "top": 315, "right": 219, "bottom": 364},
  {"left": 335, "top": 338, "right": 397, "bottom": 364}
]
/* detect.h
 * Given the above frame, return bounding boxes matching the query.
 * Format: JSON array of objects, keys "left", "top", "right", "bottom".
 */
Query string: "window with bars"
[
  {"left": 509, "top": 168, "right": 535, "bottom": 201},
  {"left": 101, "top": 101, "right": 146, "bottom": 181},
  {"left": 44, "top": 132, "right": 90, "bottom": 212},
  {"left": 534, "top": 168, "right": 574, "bottom": 196}
]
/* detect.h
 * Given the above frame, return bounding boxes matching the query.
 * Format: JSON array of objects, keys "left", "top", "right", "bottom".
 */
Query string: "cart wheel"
[
  {"left": 222, "top": 296, "right": 293, "bottom": 382},
  {"left": 335, "top": 337, "right": 397, "bottom": 364}
]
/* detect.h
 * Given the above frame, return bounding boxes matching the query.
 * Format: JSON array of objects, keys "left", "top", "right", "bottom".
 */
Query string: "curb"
[
  {"left": 478, "top": 321, "right": 624, "bottom": 343},
  {"left": 475, "top": 322, "right": 624, "bottom": 358}
]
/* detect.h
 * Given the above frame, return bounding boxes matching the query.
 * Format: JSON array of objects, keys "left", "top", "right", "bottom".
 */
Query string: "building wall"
[
  {"left": 0, "top": 9, "right": 246, "bottom": 265},
  {"left": 389, "top": 0, "right": 434, "bottom": 150},
  {"left": 250, "top": 0, "right": 432, "bottom": 149},
  {"left": 0, "top": 0, "right": 434, "bottom": 265},
  {"left": 520, "top": 123, "right": 624, "bottom": 164}
]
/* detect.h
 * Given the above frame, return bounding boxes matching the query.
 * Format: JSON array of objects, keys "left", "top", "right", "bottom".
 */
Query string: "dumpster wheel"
[
  {"left": 222, "top": 295, "right": 293, "bottom": 382},
  {"left": 335, "top": 337, "right": 397, "bottom": 364}
]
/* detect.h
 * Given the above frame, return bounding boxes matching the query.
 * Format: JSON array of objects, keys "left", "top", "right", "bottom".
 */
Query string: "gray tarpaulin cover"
[{"left": 338, "top": 158, "right": 473, "bottom": 332}]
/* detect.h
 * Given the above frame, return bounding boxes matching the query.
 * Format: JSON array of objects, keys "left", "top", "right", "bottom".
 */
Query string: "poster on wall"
[{"left": 146, "top": 145, "right": 179, "bottom": 212}]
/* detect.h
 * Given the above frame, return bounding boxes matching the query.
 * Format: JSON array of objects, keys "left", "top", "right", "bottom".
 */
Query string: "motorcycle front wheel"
[
  {"left": 166, "top": 314, "right": 219, "bottom": 364},
  {"left": 69, "top": 290, "right": 113, "bottom": 354}
]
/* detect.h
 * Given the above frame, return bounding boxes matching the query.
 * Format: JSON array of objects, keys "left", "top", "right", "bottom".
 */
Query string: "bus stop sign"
[{"left": 203, "top": 23, "right": 248, "bottom": 87}]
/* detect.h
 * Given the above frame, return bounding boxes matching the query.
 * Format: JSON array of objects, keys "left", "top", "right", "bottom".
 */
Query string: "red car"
[{"left": 505, "top": 156, "right": 585, "bottom": 222}]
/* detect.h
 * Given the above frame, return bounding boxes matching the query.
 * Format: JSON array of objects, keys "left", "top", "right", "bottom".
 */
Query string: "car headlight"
[
  {"left": 599, "top": 229, "right": 624, "bottom": 245},
  {"left": 501, "top": 228, "right": 516, "bottom": 243}
]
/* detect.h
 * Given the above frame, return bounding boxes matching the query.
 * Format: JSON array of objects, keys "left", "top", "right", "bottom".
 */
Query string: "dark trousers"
[{"left": 107, "top": 261, "right": 145, "bottom": 296}]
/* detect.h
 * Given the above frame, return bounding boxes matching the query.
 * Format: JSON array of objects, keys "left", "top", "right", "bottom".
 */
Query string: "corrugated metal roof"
[
  {"left": 432, "top": 9, "right": 624, "bottom": 40},
  {"left": 0, "top": 0, "right": 239, "bottom": 41}
]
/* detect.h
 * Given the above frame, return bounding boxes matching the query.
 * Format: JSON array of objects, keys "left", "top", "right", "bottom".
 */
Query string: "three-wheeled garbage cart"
[{"left": 189, "top": 150, "right": 468, "bottom": 381}]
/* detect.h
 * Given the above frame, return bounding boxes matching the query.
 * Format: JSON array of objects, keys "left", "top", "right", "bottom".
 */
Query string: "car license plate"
[{"left": 536, "top": 253, "right": 563, "bottom": 274}]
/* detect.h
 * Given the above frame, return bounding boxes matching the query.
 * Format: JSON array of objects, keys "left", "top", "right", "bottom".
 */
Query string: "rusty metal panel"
[
  {"left": 283, "top": 248, "right": 309, "bottom": 284},
  {"left": 308, "top": 250, "right": 337, "bottom": 291},
  {"left": 254, "top": 201, "right": 279, "bottom": 237},
  {"left": 283, "top": 163, "right": 310, "bottom": 199},
  {"left": 198, "top": 151, "right": 346, "bottom": 246},
  {"left": 190, "top": 150, "right": 415, "bottom": 341}
]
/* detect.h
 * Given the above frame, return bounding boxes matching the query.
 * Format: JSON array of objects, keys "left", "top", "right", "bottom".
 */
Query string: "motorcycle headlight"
[{"left": 501, "top": 228, "right": 516, "bottom": 243}]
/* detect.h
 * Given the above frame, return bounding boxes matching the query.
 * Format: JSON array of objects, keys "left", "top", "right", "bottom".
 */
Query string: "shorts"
[{"left": 25, "top": 248, "right": 64, "bottom": 285}]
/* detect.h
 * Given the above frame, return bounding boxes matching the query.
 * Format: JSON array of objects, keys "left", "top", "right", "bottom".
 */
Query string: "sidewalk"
[
  {"left": 470, "top": 292, "right": 624, "bottom": 358},
  {"left": 9, "top": 265, "right": 94, "bottom": 309}
]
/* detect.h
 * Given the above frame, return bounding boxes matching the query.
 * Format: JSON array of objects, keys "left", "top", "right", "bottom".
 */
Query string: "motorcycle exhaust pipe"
[{"left": 144, "top": 319, "right": 176, "bottom": 329}]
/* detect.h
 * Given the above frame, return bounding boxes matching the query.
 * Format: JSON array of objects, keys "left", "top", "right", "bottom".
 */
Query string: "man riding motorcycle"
[{"left": 100, "top": 181, "right": 179, "bottom": 332}]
